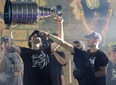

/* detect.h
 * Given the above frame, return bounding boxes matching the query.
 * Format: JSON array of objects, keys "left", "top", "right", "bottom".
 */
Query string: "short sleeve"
[
  {"left": 96, "top": 51, "right": 109, "bottom": 67},
  {"left": 20, "top": 47, "right": 30, "bottom": 58},
  {"left": 73, "top": 47, "right": 89, "bottom": 68}
]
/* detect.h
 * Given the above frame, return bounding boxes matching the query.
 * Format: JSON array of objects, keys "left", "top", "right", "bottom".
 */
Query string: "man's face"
[
  {"left": 73, "top": 43, "right": 81, "bottom": 49},
  {"left": 31, "top": 34, "right": 41, "bottom": 44},
  {"left": 1, "top": 42, "right": 9, "bottom": 49},
  {"left": 86, "top": 38, "right": 96, "bottom": 47}
]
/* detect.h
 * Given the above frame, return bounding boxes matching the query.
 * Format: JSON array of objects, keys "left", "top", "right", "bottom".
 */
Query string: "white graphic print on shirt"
[
  {"left": 31, "top": 51, "right": 49, "bottom": 69},
  {"left": 89, "top": 56, "right": 96, "bottom": 67}
]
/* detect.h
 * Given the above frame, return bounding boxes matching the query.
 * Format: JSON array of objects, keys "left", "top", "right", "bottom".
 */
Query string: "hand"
[
  {"left": 41, "top": 32, "right": 50, "bottom": 38},
  {"left": 53, "top": 15, "right": 64, "bottom": 23}
]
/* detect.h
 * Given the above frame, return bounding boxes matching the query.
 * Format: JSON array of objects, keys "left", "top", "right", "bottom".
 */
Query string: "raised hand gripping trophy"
[
  {"left": 3, "top": 0, "right": 63, "bottom": 58},
  {"left": 3, "top": 0, "right": 63, "bottom": 53}
]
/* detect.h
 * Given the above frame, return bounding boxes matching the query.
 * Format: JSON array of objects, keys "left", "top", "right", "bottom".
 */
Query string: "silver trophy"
[{"left": 4, "top": 0, "right": 63, "bottom": 26}]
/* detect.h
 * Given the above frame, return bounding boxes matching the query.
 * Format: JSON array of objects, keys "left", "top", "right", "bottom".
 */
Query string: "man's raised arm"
[{"left": 44, "top": 31, "right": 74, "bottom": 54}]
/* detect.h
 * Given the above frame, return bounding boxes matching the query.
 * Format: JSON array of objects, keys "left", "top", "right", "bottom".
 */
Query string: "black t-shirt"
[
  {"left": 20, "top": 46, "right": 51, "bottom": 85},
  {"left": 50, "top": 51, "right": 65, "bottom": 67},
  {"left": 106, "top": 61, "right": 116, "bottom": 85},
  {"left": 73, "top": 47, "right": 96, "bottom": 85},
  {"left": 73, "top": 47, "right": 90, "bottom": 68},
  {"left": 88, "top": 50, "right": 109, "bottom": 85},
  {"left": 49, "top": 51, "right": 65, "bottom": 85}
]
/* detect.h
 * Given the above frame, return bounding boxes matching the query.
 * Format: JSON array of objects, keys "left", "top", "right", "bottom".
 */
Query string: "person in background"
[
  {"left": 72, "top": 40, "right": 95, "bottom": 85},
  {"left": 0, "top": 36, "right": 23, "bottom": 85},
  {"left": 43, "top": 31, "right": 96, "bottom": 85},
  {"left": 49, "top": 33, "right": 66, "bottom": 85},
  {"left": 106, "top": 42, "right": 116, "bottom": 85},
  {"left": 84, "top": 32, "right": 109, "bottom": 85}
]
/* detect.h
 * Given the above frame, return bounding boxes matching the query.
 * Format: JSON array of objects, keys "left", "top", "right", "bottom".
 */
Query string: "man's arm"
[
  {"left": 95, "top": 66, "right": 107, "bottom": 77},
  {"left": 51, "top": 16, "right": 64, "bottom": 50},
  {"left": 8, "top": 28, "right": 21, "bottom": 54},
  {"left": 50, "top": 17, "right": 66, "bottom": 65},
  {"left": 44, "top": 16, "right": 74, "bottom": 53},
  {"left": 95, "top": 52, "right": 109, "bottom": 77},
  {"left": 45, "top": 33, "right": 74, "bottom": 53},
  {"left": 52, "top": 51, "right": 66, "bottom": 66},
  {"left": 53, "top": 16, "right": 64, "bottom": 39}
]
